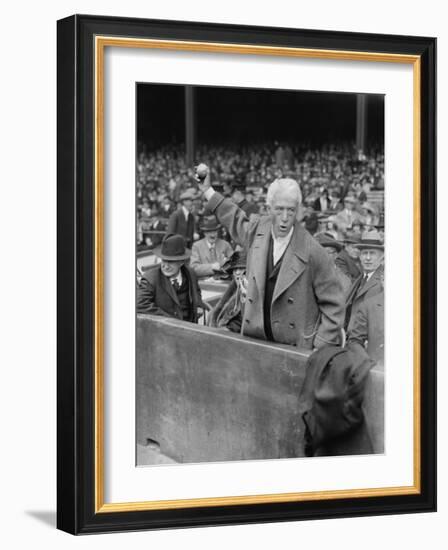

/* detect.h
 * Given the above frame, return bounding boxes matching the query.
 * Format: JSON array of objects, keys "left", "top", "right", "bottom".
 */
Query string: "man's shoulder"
[
  {"left": 142, "top": 265, "right": 162, "bottom": 285},
  {"left": 192, "top": 238, "right": 207, "bottom": 250},
  {"left": 216, "top": 237, "right": 232, "bottom": 248},
  {"left": 183, "top": 265, "right": 199, "bottom": 283},
  {"left": 168, "top": 209, "right": 180, "bottom": 221}
]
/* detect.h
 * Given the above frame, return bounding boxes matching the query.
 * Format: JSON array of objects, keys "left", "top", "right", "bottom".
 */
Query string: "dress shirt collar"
[
  {"left": 271, "top": 226, "right": 294, "bottom": 245},
  {"left": 271, "top": 226, "right": 294, "bottom": 265},
  {"left": 170, "top": 270, "right": 183, "bottom": 287}
]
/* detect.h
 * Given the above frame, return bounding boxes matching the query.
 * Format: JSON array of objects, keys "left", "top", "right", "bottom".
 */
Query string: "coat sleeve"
[
  {"left": 190, "top": 268, "right": 209, "bottom": 313},
  {"left": 207, "top": 192, "right": 256, "bottom": 249},
  {"left": 346, "top": 302, "right": 368, "bottom": 348},
  {"left": 190, "top": 242, "right": 214, "bottom": 278},
  {"left": 310, "top": 244, "right": 345, "bottom": 348},
  {"left": 137, "top": 276, "right": 172, "bottom": 316}
]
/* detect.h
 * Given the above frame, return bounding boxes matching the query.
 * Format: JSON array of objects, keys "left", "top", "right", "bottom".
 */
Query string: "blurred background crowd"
[{"left": 136, "top": 140, "right": 384, "bottom": 250}]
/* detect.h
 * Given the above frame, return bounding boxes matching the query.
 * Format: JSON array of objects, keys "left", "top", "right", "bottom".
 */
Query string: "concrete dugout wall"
[{"left": 137, "top": 315, "right": 384, "bottom": 463}]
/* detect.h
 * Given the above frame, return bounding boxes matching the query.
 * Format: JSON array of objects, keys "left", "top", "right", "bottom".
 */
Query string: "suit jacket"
[
  {"left": 137, "top": 265, "right": 204, "bottom": 323},
  {"left": 207, "top": 192, "right": 345, "bottom": 349},
  {"left": 166, "top": 208, "right": 195, "bottom": 247},
  {"left": 335, "top": 248, "right": 362, "bottom": 281},
  {"left": 345, "top": 265, "right": 384, "bottom": 332},
  {"left": 190, "top": 238, "right": 233, "bottom": 278},
  {"left": 312, "top": 197, "right": 329, "bottom": 212},
  {"left": 347, "top": 292, "right": 384, "bottom": 367}
]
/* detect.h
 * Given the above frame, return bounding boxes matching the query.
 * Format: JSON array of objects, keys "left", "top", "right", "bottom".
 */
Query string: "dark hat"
[
  {"left": 222, "top": 250, "right": 247, "bottom": 272},
  {"left": 230, "top": 182, "right": 245, "bottom": 194},
  {"left": 315, "top": 232, "right": 343, "bottom": 251},
  {"left": 343, "top": 234, "right": 361, "bottom": 245},
  {"left": 200, "top": 216, "right": 221, "bottom": 232},
  {"left": 213, "top": 250, "right": 247, "bottom": 279},
  {"left": 155, "top": 233, "right": 191, "bottom": 261},
  {"left": 355, "top": 230, "right": 384, "bottom": 250}
]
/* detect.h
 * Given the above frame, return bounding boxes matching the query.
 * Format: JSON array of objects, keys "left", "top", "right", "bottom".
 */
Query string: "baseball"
[{"left": 196, "top": 163, "right": 209, "bottom": 179}]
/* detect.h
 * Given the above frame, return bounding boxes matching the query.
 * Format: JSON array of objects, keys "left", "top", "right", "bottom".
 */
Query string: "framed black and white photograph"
[{"left": 57, "top": 14, "right": 436, "bottom": 534}]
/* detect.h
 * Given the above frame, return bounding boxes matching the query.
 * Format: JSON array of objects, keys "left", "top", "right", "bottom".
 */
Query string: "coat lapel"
[
  {"left": 160, "top": 271, "right": 180, "bottom": 305},
  {"left": 250, "top": 220, "right": 270, "bottom": 300},
  {"left": 272, "top": 224, "right": 308, "bottom": 303},
  {"left": 356, "top": 265, "right": 383, "bottom": 299}
]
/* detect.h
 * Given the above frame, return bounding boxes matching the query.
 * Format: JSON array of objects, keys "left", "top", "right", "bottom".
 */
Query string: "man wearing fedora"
[
  {"left": 137, "top": 234, "right": 207, "bottom": 323},
  {"left": 166, "top": 188, "right": 198, "bottom": 247},
  {"left": 190, "top": 216, "right": 233, "bottom": 278},
  {"left": 344, "top": 230, "right": 384, "bottom": 331},
  {"left": 194, "top": 164, "right": 344, "bottom": 350},
  {"left": 335, "top": 234, "right": 363, "bottom": 282}
]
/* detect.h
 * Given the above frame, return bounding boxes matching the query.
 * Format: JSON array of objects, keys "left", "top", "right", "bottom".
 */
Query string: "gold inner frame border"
[{"left": 94, "top": 36, "right": 421, "bottom": 513}]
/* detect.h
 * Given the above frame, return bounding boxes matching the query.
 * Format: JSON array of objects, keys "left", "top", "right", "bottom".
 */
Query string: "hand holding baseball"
[{"left": 195, "top": 163, "right": 211, "bottom": 194}]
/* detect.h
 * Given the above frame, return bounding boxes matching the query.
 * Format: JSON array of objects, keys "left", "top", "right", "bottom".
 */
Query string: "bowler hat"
[
  {"left": 355, "top": 230, "right": 384, "bottom": 250},
  {"left": 155, "top": 233, "right": 191, "bottom": 261},
  {"left": 200, "top": 216, "right": 221, "bottom": 232}
]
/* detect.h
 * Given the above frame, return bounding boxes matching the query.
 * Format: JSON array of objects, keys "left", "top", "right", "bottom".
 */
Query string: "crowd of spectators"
[{"left": 136, "top": 141, "right": 384, "bottom": 250}]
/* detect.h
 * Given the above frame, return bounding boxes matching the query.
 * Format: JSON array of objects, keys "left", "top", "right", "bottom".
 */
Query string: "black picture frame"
[{"left": 57, "top": 14, "right": 436, "bottom": 535}]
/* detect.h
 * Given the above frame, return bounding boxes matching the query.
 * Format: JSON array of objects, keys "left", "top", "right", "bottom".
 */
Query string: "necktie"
[
  {"left": 209, "top": 245, "right": 217, "bottom": 262},
  {"left": 171, "top": 278, "right": 180, "bottom": 291}
]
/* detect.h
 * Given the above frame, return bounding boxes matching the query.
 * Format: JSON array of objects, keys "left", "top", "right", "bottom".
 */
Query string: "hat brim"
[
  {"left": 200, "top": 225, "right": 221, "bottom": 232},
  {"left": 320, "top": 242, "right": 343, "bottom": 252},
  {"left": 154, "top": 247, "right": 191, "bottom": 261},
  {"left": 355, "top": 243, "right": 384, "bottom": 250},
  {"left": 227, "top": 263, "right": 246, "bottom": 271}
]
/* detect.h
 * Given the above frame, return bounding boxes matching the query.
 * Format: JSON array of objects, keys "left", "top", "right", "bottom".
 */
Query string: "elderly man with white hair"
[{"left": 196, "top": 164, "right": 344, "bottom": 350}]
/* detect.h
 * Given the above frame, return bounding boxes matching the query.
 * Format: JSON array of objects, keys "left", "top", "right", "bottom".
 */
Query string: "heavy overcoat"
[
  {"left": 137, "top": 265, "right": 204, "bottom": 323},
  {"left": 347, "top": 291, "right": 384, "bottom": 367},
  {"left": 190, "top": 237, "right": 233, "bottom": 278},
  {"left": 207, "top": 193, "right": 345, "bottom": 349},
  {"left": 345, "top": 264, "right": 384, "bottom": 332}
]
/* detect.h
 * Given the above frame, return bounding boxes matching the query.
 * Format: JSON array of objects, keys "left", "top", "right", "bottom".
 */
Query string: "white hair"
[{"left": 266, "top": 178, "right": 302, "bottom": 208}]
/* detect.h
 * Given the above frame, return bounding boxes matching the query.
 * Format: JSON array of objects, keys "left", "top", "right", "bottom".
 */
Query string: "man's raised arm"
[{"left": 196, "top": 164, "right": 255, "bottom": 249}]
